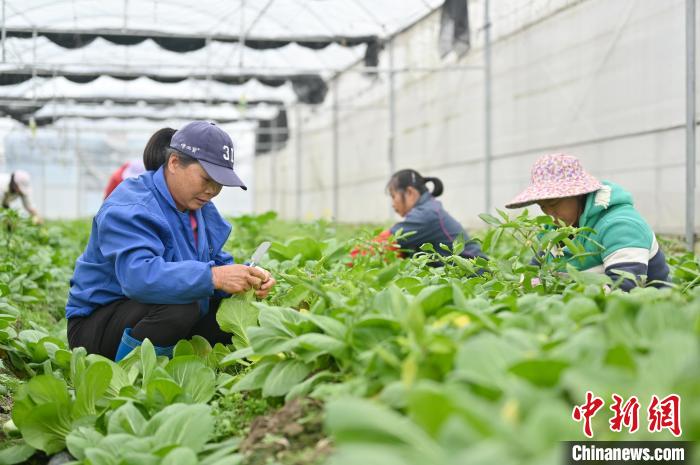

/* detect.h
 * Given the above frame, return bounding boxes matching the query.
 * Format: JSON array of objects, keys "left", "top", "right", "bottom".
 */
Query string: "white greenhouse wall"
[{"left": 256, "top": 0, "right": 700, "bottom": 235}]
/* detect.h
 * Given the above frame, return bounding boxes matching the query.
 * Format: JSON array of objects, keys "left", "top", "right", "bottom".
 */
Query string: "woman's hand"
[
  {"left": 212, "top": 264, "right": 269, "bottom": 295},
  {"left": 254, "top": 266, "right": 276, "bottom": 299}
]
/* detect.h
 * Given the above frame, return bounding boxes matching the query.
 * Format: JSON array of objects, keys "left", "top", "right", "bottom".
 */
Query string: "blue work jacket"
[{"left": 66, "top": 166, "right": 233, "bottom": 319}]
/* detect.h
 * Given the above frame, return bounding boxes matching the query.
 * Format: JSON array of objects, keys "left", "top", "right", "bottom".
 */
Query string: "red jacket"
[{"left": 104, "top": 163, "right": 129, "bottom": 199}]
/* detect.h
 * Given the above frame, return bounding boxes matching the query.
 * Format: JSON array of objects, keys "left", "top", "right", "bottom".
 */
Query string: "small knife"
[{"left": 248, "top": 241, "right": 271, "bottom": 268}]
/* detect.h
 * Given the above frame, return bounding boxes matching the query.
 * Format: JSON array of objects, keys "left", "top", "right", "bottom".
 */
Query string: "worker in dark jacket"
[
  {"left": 352, "top": 169, "right": 486, "bottom": 261},
  {"left": 387, "top": 169, "right": 486, "bottom": 259}
]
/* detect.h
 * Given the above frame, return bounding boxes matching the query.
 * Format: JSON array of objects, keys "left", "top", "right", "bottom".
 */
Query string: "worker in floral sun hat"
[{"left": 505, "top": 153, "right": 669, "bottom": 291}]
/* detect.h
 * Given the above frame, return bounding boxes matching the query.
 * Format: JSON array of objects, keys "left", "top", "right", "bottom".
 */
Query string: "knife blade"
[{"left": 248, "top": 241, "right": 271, "bottom": 268}]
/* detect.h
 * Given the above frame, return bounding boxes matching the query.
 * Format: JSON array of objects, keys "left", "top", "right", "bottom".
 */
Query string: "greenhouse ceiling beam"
[
  {"left": 0, "top": 96, "right": 285, "bottom": 107},
  {"left": 0, "top": 67, "right": 319, "bottom": 84},
  {"left": 1, "top": 63, "right": 481, "bottom": 78},
  {"left": 22, "top": 114, "right": 267, "bottom": 126}
]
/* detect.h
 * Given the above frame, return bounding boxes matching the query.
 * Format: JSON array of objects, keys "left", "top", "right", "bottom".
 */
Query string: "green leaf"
[
  {"left": 293, "top": 333, "right": 346, "bottom": 358},
  {"left": 305, "top": 313, "right": 347, "bottom": 340},
  {"left": 189, "top": 335, "right": 213, "bottom": 357},
  {"left": 218, "top": 347, "right": 253, "bottom": 367},
  {"left": 451, "top": 284, "right": 498, "bottom": 332},
  {"left": 376, "top": 262, "right": 401, "bottom": 286},
  {"left": 106, "top": 402, "right": 146, "bottom": 436},
  {"left": 285, "top": 370, "right": 335, "bottom": 401},
  {"left": 406, "top": 381, "right": 454, "bottom": 437},
  {"left": 145, "top": 378, "right": 183, "bottom": 407},
  {"left": 603, "top": 345, "right": 637, "bottom": 372},
  {"left": 564, "top": 296, "right": 601, "bottom": 323},
  {"left": 140, "top": 339, "right": 157, "bottom": 386},
  {"left": 415, "top": 285, "right": 452, "bottom": 315},
  {"left": 232, "top": 362, "right": 276, "bottom": 392},
  {"left": 255, "top": 304, "right": 308, "bottom": 335},
  {"left": 269, "top": 238, "right": 322, "bottom": 263},
  {"left": 0, "top": 443, "right": 36, "bottom": 465},
  {"left": 70, "top": 347, "right": 88, "bottom": 388},
  {"left": 72, "top": 361, "right": 112, "bottom": 418},
  {"left": 143, "top": 403, "right": 213, "bottom": 453},
  {"left": 566, "top": 264, "right": 612, "bottom": 286},
  {"left": 173, "top": 340, "right": 195, "bottom": 357},
  {"left": 508, "top": 359, "right": 570, "bottom": 388},
  {"left": 216, "top": 297, "right": 259, "bottom": 349},
  {"left": 247, "top": 327, "right": 295, "bottom": 355},
  {"left": 13, "top": 402, "right": 73, "bottom": 454},
  {"left": 452, "top": 333, "right": 524, "bottom": 390},
  {"left": 479, "top": 213, "right": 502, "bottom": 227},
  {"left": 65, "top": 427, "right": 104, "bottom": 460},
  {"left": 165, "top": 356, "right": 216, "bottom": 403},
  {"left": 161, "top": 447, "right": 198, "bottom": 465},
  {"left": 262, "top": 359, "right": 312, "bottom": 397},
  {"left": 23, "top": 374, "right": 70, "bottom": 407},
  {"left": 325, "top": 398, "right": 442, "bottom": 461}
]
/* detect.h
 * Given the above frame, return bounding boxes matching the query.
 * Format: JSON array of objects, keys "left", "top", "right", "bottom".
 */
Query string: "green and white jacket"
[{"left": 546, "top": 181, "right": 669, "bottom": 290}]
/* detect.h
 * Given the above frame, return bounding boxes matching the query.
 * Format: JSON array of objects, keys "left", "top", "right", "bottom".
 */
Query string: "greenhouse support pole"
[
  {"left": 388, "top": 38, "right": 398, "bottom": 218},
  {"left": 1, "top": 0, "right": 6, "bottom": 62},
  {"left": 388, "top": 38, "right": 396, "bottom": 179},
  {"left": 239, "top": 0, "right": 246, "bottom": 68},
  {"left": 484, "top": 0, "right": 493, "bottom": 214},
  {"left": 270, "top": 116, "right": 277, "bottom": 212},
  {"left": 31, "top": 29, "right": 37, "bottom": 98},
  {"left": 686, "top": 0, "right": 697, "bottom": 251},
  {"left": 75, "top": 125, "right": 82, "bottom": 218},
  {"left": 295, "top": 104, "right": 303, "bottom": 220},
  {"left": 332, "top": 78, "right": 339, "bottom": 221}
]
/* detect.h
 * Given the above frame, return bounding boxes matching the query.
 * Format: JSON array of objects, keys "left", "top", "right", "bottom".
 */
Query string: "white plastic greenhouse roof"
[
  {"left": 0, "top": 76, "right": 297, "bottom": 103},
  {"left": 0, "top": 37, "right": 366, "bottom": 77},
  {"left": 0, "top": 0, "right": 444, "bottom": 124},
  {"left": 32, "top": 101, "right": 279, "bottom": 122},
  {"left": 4, "top": 0, "right": 442, "bottom": 41}
]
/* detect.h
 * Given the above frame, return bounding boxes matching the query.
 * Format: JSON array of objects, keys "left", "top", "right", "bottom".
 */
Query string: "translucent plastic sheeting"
[
  {"left": 0, "top": 75, "right": 297, "bottom": 103},
  {"left": 44, "top": 117, "right": 259, "bottom": 136},
  {"left": 4, "top": 0, "right": 442, "bottom": 44},
  {"left": 0, "top": 36, "right": 366, "bottom": 77},
  {"left": 32, "top": 101, "right": 280, "bottom": 122}
]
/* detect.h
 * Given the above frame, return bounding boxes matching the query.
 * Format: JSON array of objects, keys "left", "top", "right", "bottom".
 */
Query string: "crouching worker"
[
  {"left": 505, "top": 153, "right": 669, "bottom": 291},
  {"left": 66, "top": 121, "right": 275, "bottom": 361},
  {"left": 352, "top": 169, "right": 487, "bottom": 262}
]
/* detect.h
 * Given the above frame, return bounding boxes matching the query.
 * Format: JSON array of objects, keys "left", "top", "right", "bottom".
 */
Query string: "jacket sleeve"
[
  {"left": 211, "top": 249, "right": 235, "bottom": 299},
  {"left": 598, "top": 218, "right": 652, "bottom": 291},
  {"left": 97, "top": 204, "right": 215, "bottom": 304},
  {"left": 19, "top": 193, "right": 35, "bottom": 213},
  {"left": 213, "top": 249, "right": 235, "bottom": 266},
  {"left": 390, "top": 216, "right": 429, "bottom": 252}
]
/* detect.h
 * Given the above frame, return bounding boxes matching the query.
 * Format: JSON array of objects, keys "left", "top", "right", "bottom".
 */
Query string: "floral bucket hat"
[{"left": 505, "top": 153, "right": 603, "bottom": 209}]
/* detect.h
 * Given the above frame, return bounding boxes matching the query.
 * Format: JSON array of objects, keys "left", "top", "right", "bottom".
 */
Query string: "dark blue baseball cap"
[{"left": 169, "top": 121, "right": 247, "bottom": 190}]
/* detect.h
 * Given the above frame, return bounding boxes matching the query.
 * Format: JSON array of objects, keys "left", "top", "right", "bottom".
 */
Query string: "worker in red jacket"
[{"left": 104, "top": 159, "right": 146, "bottom": 199}]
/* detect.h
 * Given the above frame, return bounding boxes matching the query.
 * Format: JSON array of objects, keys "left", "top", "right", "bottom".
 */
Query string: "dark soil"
[{"left": 240, "top": 398, "right": 332, "bottom": 465}]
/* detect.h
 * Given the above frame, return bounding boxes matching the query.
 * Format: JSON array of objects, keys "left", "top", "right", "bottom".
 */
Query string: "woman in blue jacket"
[{"left": 66, "top": 121, "right": 275, "bottom": 361}]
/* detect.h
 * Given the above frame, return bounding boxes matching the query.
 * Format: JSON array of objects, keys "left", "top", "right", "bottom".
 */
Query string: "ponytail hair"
[
  {"left": 143, "top": 127, "right": 176, "bottom": 170},
  {"left": 387, "top": 169, "right": 444, "bottom": 197}
]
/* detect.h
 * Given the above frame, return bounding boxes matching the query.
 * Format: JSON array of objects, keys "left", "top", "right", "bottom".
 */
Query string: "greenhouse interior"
[{"left": 0, "top": 1, "right": 699, "bottom": 464}]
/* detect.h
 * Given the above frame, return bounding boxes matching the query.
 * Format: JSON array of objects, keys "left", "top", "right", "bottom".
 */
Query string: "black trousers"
[{"left": 67, "top": 298, "right": 231, "bottom": 360}]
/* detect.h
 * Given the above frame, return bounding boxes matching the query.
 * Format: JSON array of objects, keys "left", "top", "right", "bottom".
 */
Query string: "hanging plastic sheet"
[{"left": 438, "top": 0, "right": 470, "bottom": 57}]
